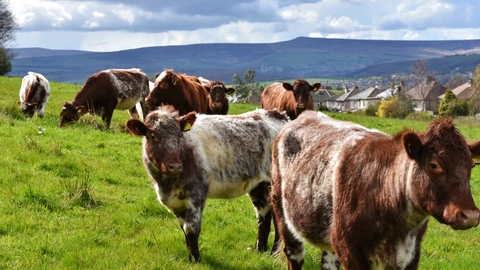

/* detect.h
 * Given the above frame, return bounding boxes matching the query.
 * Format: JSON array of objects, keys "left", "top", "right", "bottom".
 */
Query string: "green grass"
[{"left": 1, "top": 75, "right": 480, "bottom": 269}]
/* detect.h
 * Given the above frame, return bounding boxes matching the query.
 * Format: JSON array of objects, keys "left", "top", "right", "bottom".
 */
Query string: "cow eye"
[{"left": 430, "top": 163, "right": 437, "bottom": 169}]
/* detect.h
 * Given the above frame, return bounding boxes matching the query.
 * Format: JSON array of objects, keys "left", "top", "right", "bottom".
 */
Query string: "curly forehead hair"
[{"left": 423, "top": 117, "right": 467, "bottom": 151}]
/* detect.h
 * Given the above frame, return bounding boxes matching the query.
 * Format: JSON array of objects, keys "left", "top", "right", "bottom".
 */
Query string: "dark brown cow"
[
  {"left": 199, "top": 77, "right": 235, "bottom": 115},
  {"left": 145, "top": 69, "right": 209, "bottom": 115},
  {"left": 18, "top": 72, "right": 50, "bottom": 118},
  {"left": 60, "top": 68, "right": 150, "bottom": 128},
  {"left": 260, "top": 79, "right": 321, "bottom": 120},
  {"left": 271, "top": 111, "right": 480, "bottom": 270},
  {"left": 126, "top": 106, "right": 288, "bottom": 262}
]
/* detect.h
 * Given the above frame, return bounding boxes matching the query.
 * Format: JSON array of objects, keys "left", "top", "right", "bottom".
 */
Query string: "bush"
[
  {"left": 365, "top": 103, "right": 379, "bottom": 116},
  {"left": 376, "top": 93, "right": 414, "bottom": 119},
  {"left": 406, "top": 111, "right": 435, "bottom": 121}
]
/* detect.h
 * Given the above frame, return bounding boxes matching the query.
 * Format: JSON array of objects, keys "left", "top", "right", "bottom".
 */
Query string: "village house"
[
  {"left": 311, "top": 88, "right": 335, "bottom": 109},
  {"left": 438, "top": 79, "right": 475, "bottom": 100},
  {"left": 326, "top": 85, "right": 360, "bottom": 111},
  {"left": 406, "top": 76, "right": 447, "bottom": 112},
  {"left": 347, "top": 85, "right": 383, "bottom": 111}
]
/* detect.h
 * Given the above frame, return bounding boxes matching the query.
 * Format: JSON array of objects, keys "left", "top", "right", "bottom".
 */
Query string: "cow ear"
[
  {"left": 154, "top": 73, "right": 160, "bottom": 79},
  {"left": 126, "top": 119, "right": 148, "bottom": 136},
  {"left": 172, "top": 75, "right": 178, "bottom": 86},
  {"left": 282, "top": 82, "right": 294, "bottom": 91},
  {"left": 178, "top": 111, "right": 196, "bottom": 132},
  {"left": 469, "top": 140, "right": 480, "bottom": 160},
  {"left": 403, "top": 132, "right": 423, "bottom": 160},
  {"left": 226, "top": 87, "right": 235, "bottom": 95},
  {"left": 204, "top": 85, "right": 212, "bottom": 93},
  {"left": 76, "top": 105, "right": 87, "bottom": 113},
  {"left": 311, "top": 82, "right": 321, "bottom": 92}
]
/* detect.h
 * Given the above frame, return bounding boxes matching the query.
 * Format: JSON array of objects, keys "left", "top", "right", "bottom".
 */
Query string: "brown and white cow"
[
  {"left": 126, "top": 106, "right": 288, "bottom": 262},
  {"left": 261, "top": 79, "right": 321, "bottom": 120},
  {"left": 199, "top": 77, "right": 235, "bottom": 115},
  {"left": 18, "top": 72, "right": 50, "bottom": 118},
  {"left": 145, "top": 69, "right": 209, "bottom": 116},
  {"left": 271, "top": 111, "right": 480, "bottom": 270},
  {"left": 60, "top": 68, "right": 150, "bottom": 128}
]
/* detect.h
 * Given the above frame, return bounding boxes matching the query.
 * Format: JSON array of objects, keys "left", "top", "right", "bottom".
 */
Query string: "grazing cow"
[
  {"left": 60, "top": 68, "right": 150, "bottom": 127},
  {"left": 18, "top": 72, "right": 50, "bottom": 118},
  {"left": 199, "top": 77, "right": 235, "bottom": 115},
  {"left": 126, "top": 106, "right": 288, "bottom": 262},
  {"left": 261, "top": 79, "right": 321, "bottom": 120},
  {"left": 145, "top": 69, "right": 209, "bottom": 115},
  {"left": 271, "top": 111, "right": 480, "bottom": 270}
]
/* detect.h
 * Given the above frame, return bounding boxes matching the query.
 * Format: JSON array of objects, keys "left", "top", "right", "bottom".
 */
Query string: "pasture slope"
[{"left": 0, "top": 75, "right": 479, "bottom": 269}]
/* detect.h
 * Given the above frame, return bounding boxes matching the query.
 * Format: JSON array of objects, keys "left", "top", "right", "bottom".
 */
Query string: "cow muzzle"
[
  {"left": 447, "top": 208, "right": 480, "bottom": 230},
  {"left": 162, "top": 162, "right": 183, "bottom": 176}
]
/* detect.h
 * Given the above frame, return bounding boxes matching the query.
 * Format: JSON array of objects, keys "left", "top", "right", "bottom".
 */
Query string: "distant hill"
[{"left": 7, "top": 37, "right": 480, "bottom": 84}]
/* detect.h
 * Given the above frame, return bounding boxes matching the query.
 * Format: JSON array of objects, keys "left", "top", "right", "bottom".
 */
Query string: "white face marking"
[{"left": 155, "top": 70, "right": 168, "bottom": 83}]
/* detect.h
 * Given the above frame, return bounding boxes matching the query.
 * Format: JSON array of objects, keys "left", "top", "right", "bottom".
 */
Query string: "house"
[
  {"left": 406, "top": 76, "right": 447, "bottom": 112},
  {"left": 311, "top": 88, "right": 334, "bottom": 109},
  {"left": 326, "top": 85, "right": 360, "bottom": 111},
  {"left": 438, "top": 80, "right": 475, "bottom": 100},
  {"left": 347, "top": 85, "right": 383, "bottom": 111}
]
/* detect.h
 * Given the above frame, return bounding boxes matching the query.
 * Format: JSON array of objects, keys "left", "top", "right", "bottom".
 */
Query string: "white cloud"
[
  {"left": 113, "top": 6, "right": 135, "bottom": 25},
  {"left": 93, "top": 11, "right": 105, "bottom": 19},
  {"left": 8, "top": 0, "right": 480, "bottom": 52}
]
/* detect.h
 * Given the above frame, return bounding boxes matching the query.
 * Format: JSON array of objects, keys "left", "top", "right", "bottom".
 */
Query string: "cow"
[
  {"left": 199, "top": 77, "right": 235, "bottom": 115},
  {"left": 126, "top": 105, "right": 289, "bottom": 262},
  {"left": 270, "top": 111, "right": 480, "bottom": 270},
  {"left": 60, "top": 68, "right": 150, "bottom": 128},
  {"left": 145, "top": 69, "right": 209, "bottom": 116},
  {"left": 260, "top": 79, "right": 321, "bottom": 120},
  {"left": 18, "top": 71, "right": 50, "bottom": 118}
]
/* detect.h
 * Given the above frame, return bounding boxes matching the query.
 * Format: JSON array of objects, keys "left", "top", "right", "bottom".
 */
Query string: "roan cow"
[
  {"left": 126, "top": 106, "right": 289, "bottom": 262},
  {"left": 199, "top": 77, "right": 235, "bottom": 115},
  {"left": 271, "top": 111, "right": 480, "bottom": 269},
  {"left": 260, "top": 79, "right": 321, "bottom": 120},
  {"left": 18, "top": 71, "right": 50, "bottom": 118},
  {"left": 145, "top": 69, "right": 209, "bottom": 115},
  {"left": 60, "top": 68, "right": 150, "bottom": 128}
]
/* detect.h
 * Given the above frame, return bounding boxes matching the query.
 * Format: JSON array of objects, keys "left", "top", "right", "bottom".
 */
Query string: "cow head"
[
  {"left": 126, "top": 105, "right": 196, "bottom": 177},
  {"left": 18, "top": 102, "right": 38, "bottom": 118},
  {"left": 403, "top": 117, "right": 480, "bottom": 230},
  {"left": 204, "top": 80, "right": 235, "bottom": 111},
  {"left": 145, "top": 69, "right": 179, "bottom": 109},
  {"left": 59, "top": 102, "right": 87, "bottom": 127},
  {"left": 282, "top": 79, "right": 321, "bottom": 113}
]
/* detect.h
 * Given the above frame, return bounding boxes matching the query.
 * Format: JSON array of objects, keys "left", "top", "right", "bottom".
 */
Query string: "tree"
[
  {"left": 0, "top": 0, "right": 18, "bottom": 75},
  {"left": 468, "top": 64, "right": 480, "bottom": 115},
  {"left": 411, "top": 59, "right": 433, "bottom": 111},
  {"left": 438, "top": 89, "right": 457, "bottom": 117},
  {"left": 232, "top": 68, "right": 262, "bottom": 103},
  {"left": 445, "top": 73, "right": 468, "bottom": 90}
]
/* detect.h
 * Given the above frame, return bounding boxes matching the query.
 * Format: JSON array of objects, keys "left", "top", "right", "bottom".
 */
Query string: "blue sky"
[{"left": 9, "top": 0, "right": 480, "bottom": 52}]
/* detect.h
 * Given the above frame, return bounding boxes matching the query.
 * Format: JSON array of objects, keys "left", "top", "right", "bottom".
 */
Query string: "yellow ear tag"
[
  {"left": 77, "top": 108, "right": 82, "bottom": 113},
  {"left": 313, "top": 87, "right": 317, "bottom": 91},
  {"left": 183, "top": 122, "right": 192, "bottom": 131}
]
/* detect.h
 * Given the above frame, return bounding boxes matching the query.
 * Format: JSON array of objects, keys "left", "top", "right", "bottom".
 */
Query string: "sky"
[{"left": 7, "top": 0, "right": 480, "bottom": 52}]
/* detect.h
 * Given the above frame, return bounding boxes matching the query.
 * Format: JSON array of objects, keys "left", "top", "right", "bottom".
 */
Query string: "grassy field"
[{"left": 1, "top": 75, "right": 480, "bottom": 269}]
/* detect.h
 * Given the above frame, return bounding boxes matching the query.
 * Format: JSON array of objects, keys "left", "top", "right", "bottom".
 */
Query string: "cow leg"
[
  {"left": 270, "top": 177, "right": 304, "bottom": 269},
  {"left": 247, "top": 181, "right": 272, "bottom": 252},
  {"left": 174, "top": 207, "right": 203, "bottom": 263},
  {"left": 321, "top": 251, "right": 340, "bottom": 270}
]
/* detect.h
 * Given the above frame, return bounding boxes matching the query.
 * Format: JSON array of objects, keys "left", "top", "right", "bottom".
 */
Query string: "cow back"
[
  {"left": 147, "top": 69, "right": 209, "bottom": 115},
  {"left": 185, "top": 109, "right": 288, "bottom": 198}
]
